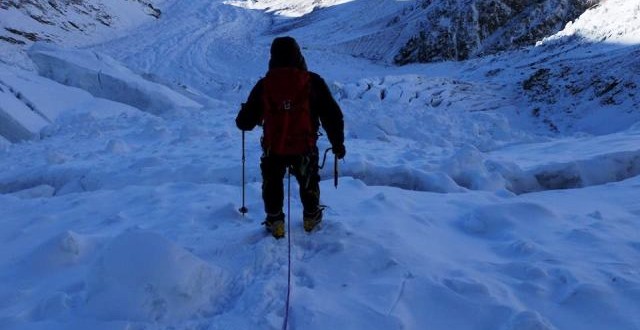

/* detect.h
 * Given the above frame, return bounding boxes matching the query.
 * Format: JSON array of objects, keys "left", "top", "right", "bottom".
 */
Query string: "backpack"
[{"left": 261, "top": 68, "right": 316, "bottom": 155}]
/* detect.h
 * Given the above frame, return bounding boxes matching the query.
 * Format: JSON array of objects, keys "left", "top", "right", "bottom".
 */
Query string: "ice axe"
[{"left": 320, "top": 147, "right": 339, "bottom": 188}]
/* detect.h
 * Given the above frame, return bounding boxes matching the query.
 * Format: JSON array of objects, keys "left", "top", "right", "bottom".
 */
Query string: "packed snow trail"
[
  {"left": 1, "top": 0, "right": 640, "bottom": 329},
  {"left": 91, "top": 0, "right": 273, "bottom": 101}
]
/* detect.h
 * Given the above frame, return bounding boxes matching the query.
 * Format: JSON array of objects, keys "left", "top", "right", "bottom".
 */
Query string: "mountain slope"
[
  {"left": 248, "top": 0, "right": 599, "bottom": 64},
  {"left": 516, "top": 0, "right": 640, "bottom": 134},
  {"left": 0, "top": 0, "right": 162, "bottom": 68},
  {"left": 394, "top": 0, "right": 599, "bottom": 63}
]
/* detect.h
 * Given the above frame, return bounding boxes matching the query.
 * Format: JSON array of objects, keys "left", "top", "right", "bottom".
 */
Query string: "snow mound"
[
  {"left": 22, "top": 231, "right": 93, "bottom": 273},
  {"left": 459, "top": 203, "right": 557, "bottom": 241},
  {"left": 11, "top": 184, "right": 55, "bottom": 199},
  {"left": 85, "top": 230, "right": 230, "bottom": 322},
  {"left": 503, "top": 311, "right": 556, "bottom": 330},
  {"left": 441, "top": 145, "right": 509, "bottom": 191},
  {"left": 344, "top": 161, "right": 464, "bottom": 193},
  {"left": 28, "top": 44, "right": 202, "bottom": 115}
]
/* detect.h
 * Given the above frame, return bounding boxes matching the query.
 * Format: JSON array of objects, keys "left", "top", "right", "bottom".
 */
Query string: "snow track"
[{"left": 91, "top": 1, "right": 272, "bottom": 99}]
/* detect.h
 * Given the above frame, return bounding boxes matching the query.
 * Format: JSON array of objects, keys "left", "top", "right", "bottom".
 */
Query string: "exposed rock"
[
  {"left": 394, "top": 0, "right": 599, "bottom": 64},
  {"left": 0, "top": 0, "right": 161, "bottom": 46}
]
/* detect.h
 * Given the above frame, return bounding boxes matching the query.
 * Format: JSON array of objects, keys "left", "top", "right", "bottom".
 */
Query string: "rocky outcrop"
[
  {"left": 393, "top": 0, "right": 599, "bottom": 64},
  {"left": 0, "top": 0, "right": 161, "bottom": 45}
]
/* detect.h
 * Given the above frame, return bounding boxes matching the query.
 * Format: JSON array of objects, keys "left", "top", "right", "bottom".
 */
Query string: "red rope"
[{"left": 282, "top": 168, "right": 292, "bottom": 330}]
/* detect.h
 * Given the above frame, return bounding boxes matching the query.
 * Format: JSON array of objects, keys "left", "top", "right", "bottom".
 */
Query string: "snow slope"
[
  {"left": 235, "top": 0, "right": 598, "bottom": 64},
  {"left": 226, "top": 0, "right": 354, "bottom": 17},
  {"left": 543, "top": 0, "right": 640, "bottom": 45},
  {"left": 0, "top": 0, "right": 162, "bottom": 69},
  {"left": 519, "top": 0, "right": 640, "bottom": 134},
  {"left": 1, "top": 0, "right": 640, "bottom": 329},
  {"left": 393, "top": 0, "right": 598, "bottom": 63}
]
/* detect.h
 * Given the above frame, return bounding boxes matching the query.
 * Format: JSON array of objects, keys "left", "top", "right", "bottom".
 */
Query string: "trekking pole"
[
  {"left": 334, "top": 154, "right": 338, "bottom": 189},
  {"left": 239, "top": 130, "right": 248, "bottom": 215}
]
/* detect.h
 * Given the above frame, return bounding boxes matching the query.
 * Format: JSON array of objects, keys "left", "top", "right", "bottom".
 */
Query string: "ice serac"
[
  {"left": 0, "top": 63, "right": 140, "bottom": 142},
  {"left": 393, "top": 0, "right": 598, "bottom": 63},
  {"left": 28, "top": 44, "right": 202, "bottom": 115},
  {"left": 0, "top": 79, "right": 49, "bottom": 142}
]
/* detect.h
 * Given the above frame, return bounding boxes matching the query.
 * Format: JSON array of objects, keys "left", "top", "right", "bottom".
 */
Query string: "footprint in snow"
[
  {"left": 296, "top": 225, "right": 346, "bottom": 260},
  {"left": 442, "top": 277, "right": 491, "bottom": 298},
  {"left": 496, "top": 262, "right": 548, "bottom": 281},
  {"left": 547, "top": 267, "right": 580, "bottom": 302},
  {"left": 502, "top": 311, "right": 556, "bottom": 330},
  {"left": 294, "top": 267, "right": 315, "bottom": 289},
  {"left": 493, "top": 239, "right": 547, "bottom": 259}
]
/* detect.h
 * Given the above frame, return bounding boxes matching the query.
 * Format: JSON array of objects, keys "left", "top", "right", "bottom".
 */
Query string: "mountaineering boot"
[
  {"left": 303, "top": 208, "right": 323, "bottom": 232},
  {"left": 263, "top": 212, "right": 285, "bottom": 239}
]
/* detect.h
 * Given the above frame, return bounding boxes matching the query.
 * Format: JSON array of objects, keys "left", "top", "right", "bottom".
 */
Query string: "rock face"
[
  {"left": 0, "top": 0, "right": 161, "bottom": 45},
  {"left": 393, "top": 0, "right": 598, "bottom": 64}
]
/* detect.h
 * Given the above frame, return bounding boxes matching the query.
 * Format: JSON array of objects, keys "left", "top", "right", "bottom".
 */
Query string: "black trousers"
[{"left": 260, "top": 148, "right": 320, "bottom": 216}]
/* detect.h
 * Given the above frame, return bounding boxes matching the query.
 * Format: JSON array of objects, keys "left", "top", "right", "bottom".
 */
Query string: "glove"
[
  {"left": 236, "top": 116, "right": 252, "bottom": 131},
  {"left": 332, "top": 144, "right": 346, "bottom": 159},
  {"left": 236, "top": 103, "right": 256, "bottom": 131}
]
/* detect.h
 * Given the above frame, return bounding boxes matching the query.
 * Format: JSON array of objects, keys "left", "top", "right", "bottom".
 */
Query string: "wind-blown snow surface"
[{"left": 1, "top": 0, "right": 640, "bottom": 329}]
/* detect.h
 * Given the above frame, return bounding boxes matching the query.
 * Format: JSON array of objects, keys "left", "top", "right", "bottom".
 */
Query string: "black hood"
[{"left": 268, "top": 36, "right": 308, "bottom": 71}]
